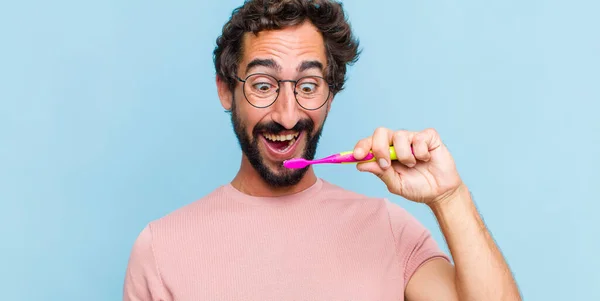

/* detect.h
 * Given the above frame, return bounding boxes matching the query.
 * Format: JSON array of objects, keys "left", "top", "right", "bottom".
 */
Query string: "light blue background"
[{"left": 1, "top": 0, "right": 598, "bottom": 300}]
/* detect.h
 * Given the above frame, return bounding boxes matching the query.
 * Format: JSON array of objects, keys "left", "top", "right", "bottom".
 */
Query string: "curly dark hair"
[{"left": 213, "top": 0, "right": 361, "bottom": 95}]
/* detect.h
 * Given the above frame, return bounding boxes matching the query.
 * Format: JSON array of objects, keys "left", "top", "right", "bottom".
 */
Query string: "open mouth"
[{"left": 262, "top": 132, "right": 300, "bottom": 153}]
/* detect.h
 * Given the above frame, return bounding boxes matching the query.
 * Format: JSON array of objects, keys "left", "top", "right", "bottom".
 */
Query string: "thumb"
[
  {"left": 357, "top": 162, "right": 402, "bottom": 195},
  {"left": 356, "top": 161, "right": 384, "bottom": 176}
]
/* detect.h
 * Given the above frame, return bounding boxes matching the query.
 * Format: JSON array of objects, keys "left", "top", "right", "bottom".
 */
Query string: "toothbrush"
[{"left": 283, "top": 146, "right": 399, "bottom": 169}]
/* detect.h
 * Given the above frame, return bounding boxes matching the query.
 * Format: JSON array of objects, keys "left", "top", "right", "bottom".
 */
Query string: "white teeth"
[
  {"left": 264, "top": 132, "right": 299, "bottom": 142},
  {"left": 279, "top": 138, "right": 296, "bottom": 152}
]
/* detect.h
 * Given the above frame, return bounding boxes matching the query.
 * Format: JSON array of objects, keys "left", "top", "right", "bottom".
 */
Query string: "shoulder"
[
  {"left": 318, "top": 180, "right": 448, "bottom": 262},
  {"left": 381, "top": 200, "right": 451, "bottom": 285},
  {"left": 384, "top": 199, "right": 421, "bottom": 230},
  {"left": 145, "top": 185, "right": 230, "bottom": 236}
]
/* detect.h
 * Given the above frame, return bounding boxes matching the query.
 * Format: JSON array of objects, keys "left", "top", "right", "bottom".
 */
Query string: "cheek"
[
  {"left": 309, "top": 110, "right": 327, "bottom": 129},
  {"left": 242, "top": 109, "right": 269, "bottom": 136},
  {"left": 234, "top": 92, "right": 262, "bottom": 133}
]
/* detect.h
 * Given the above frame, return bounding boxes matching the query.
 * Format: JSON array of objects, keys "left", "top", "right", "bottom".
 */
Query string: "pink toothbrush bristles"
[{"left": 283, "top": 158, "right": 310, "bottom": 169}]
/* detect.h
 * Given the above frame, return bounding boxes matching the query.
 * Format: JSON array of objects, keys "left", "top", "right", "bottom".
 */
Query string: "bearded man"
[{"left": 124, "top": 1, "right": 521, "bottom": 300}]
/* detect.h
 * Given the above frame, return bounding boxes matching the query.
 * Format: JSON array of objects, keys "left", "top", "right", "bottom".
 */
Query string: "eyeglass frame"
[{"left": 235, "top": 73, "right": 334, "bottom": 111}]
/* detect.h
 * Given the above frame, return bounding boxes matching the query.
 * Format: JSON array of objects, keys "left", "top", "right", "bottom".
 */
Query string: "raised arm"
[
  {"left": 405, "top": 184, "right": 521, "bottom": 301},
  {"left": 353, "top": 127, "right": 521, "bottom": 300}
]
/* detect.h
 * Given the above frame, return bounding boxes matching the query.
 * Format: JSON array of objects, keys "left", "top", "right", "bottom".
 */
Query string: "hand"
[{"left": 353, "top": 128, "right": 463, "bottom": 205}]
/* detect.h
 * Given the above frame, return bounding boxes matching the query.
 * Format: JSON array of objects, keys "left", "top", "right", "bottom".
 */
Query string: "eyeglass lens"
[{"left": 242, "top": 74, "right": 330, "bottom": 109}]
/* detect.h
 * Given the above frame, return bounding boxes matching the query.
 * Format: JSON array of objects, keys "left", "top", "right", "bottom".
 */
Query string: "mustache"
[{"left": 253, "top": 119, "right": 315, "bottom": 136}]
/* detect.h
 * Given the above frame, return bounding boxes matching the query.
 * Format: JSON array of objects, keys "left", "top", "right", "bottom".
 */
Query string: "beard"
[{"left": 230, "top": 97, "right": 326, "bottom": 188}]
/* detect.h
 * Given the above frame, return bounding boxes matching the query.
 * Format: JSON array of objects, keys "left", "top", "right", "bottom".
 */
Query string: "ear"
[
  {"left": 326, "top": 95, "right": 334, "bottom": 114},
  {"left": 216, "top": 75, "right": 233, "bottom": 111}
]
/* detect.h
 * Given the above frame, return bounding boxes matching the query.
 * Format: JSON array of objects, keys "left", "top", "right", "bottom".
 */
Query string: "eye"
[
  {"left": 298, "top": 82, "right": 317, "bottom": 93},
  {"left": 253, "top": 82, "right": 274, "bottom": 92}
]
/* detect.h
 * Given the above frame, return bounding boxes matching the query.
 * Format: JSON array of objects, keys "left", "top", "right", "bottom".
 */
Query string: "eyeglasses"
[{"left": 236, "top": 73, "right": 333, "bottom": 110}]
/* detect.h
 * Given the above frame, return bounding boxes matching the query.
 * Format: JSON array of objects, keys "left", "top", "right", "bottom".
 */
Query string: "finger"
[
  {"left": 412, "top": 131, "right": 431, "bottom": 162},
  {"left": 372, "top": 127, "right": 394, "bottom": 169},
  {"left": 423, "top": 128, "right": 442, "bottom": 151},
  {"left": 353, "top": 137, "right": 372, "bottom": 160},
  {"left": 392, "top": 130, "right": 416, "bottom": 167}
]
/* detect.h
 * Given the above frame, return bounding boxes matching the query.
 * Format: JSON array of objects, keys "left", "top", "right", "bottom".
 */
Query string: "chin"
[{"left": 253, "top": 147, "right": 310, "bottom": 188}]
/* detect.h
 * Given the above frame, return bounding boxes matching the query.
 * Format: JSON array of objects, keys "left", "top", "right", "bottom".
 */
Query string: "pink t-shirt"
[{"left": 124, "top": 178, "right": 449, "bottom": 300}]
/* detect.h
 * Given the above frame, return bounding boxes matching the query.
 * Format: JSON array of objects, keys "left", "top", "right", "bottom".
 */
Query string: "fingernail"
[
  {"left": 378, "top": 158, "right": 389, "bottom": 168},
  {"left": 354, "top": 149, "right": 364, "bottom": 158}
]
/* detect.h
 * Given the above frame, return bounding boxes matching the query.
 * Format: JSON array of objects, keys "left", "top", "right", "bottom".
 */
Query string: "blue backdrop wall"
[{"left": 1, "top": 0, "right": 598, "bottom": 299}]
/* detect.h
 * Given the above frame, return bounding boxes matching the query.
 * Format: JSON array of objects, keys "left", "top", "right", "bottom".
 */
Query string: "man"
[{"left": 124, "top": 0, "right": 521, "bottom": 300}]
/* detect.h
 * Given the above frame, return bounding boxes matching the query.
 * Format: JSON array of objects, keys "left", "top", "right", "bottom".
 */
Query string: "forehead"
[{"left": 240, "top": 21, "right": 327, "bottom": 75}]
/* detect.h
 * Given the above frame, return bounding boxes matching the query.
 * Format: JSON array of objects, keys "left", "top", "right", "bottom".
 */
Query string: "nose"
[{"left": 270, "top": 82, "right": 301, "bottom": 130}]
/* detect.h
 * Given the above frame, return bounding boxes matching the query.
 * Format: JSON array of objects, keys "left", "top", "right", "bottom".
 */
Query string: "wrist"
[{"left": 428, "top": 183, "right": 471, "bottom": 213}]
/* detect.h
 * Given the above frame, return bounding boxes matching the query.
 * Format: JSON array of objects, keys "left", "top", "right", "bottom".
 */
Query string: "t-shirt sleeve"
[
  {"left": 384, "top": 199, "right": 451, "bottom": 288},
  {"left": 123, "top": 224, "right": 170, "bottom": 301}
]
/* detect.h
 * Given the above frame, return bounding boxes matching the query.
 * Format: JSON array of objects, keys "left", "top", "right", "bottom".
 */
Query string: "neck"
[{"left": 231, "top": 155, "right": 318, "bottom": 197}]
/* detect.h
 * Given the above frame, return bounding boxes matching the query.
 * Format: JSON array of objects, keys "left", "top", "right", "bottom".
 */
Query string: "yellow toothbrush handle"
[{"left": 339, "top": 146, "right": 398, "bottom": 163}]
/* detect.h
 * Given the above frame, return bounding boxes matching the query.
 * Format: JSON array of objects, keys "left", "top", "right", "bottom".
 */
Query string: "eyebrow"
[
  {"left": 297, "top": 60, "right": 323, "bottom": 73},
  {"left": 244, "top": 58, "right": 324, "bottom": 75},
  {"left": 245, "top": 58, "right": 281, "bottom": 75}
]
